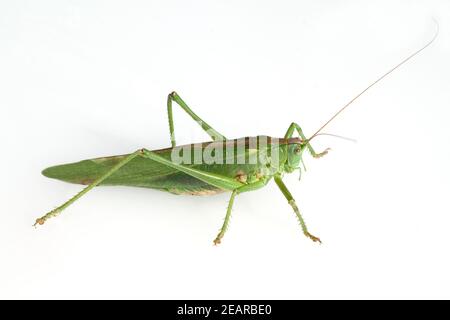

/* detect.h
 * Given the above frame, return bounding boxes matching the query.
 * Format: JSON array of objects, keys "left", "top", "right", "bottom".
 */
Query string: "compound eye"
[{"left": 294, "top": 146, "right": 301, "bottom": 154}]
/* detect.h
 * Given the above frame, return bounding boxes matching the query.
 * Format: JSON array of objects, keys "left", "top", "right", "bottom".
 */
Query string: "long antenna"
[
  {"left": 314, "top": 132, "right": 357, "bottom": 143},
  {"left": 308, "top": 22, "right": 439, "bottom": 141}
]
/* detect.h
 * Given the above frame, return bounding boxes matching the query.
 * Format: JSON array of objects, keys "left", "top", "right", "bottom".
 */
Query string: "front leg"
[
  {"left": 274, "top": 174, "right": 321, "bottom": 243},
  {"left": 284, "top": 122, "right": 329, "bottom": 158}
]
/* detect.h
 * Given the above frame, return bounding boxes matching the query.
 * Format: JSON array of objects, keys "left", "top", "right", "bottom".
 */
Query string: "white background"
[{"left": 1, "top": 0, "right": 449, "bottom": 299}]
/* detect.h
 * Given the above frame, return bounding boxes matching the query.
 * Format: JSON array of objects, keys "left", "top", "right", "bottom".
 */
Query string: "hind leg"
[{"left": 167, "top": 91, "right": 227, "bottom": 147}]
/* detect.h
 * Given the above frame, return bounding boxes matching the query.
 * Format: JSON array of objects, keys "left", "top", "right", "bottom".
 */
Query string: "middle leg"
[
  {"left": 213, "top": 190, "right": 238, "bottom": 245},
  {"left": 213, "top": 179, "right": 270, "bottom": 245}
]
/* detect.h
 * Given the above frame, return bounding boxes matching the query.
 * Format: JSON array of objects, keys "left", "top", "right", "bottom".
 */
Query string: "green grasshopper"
[{"left": 34, "top": 34, "right": 435, "bottom": 245}]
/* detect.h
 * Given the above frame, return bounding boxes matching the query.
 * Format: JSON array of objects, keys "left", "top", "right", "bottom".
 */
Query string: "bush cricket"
[{"left": 35, "top": 31, "right": 437, "bottom": 245}]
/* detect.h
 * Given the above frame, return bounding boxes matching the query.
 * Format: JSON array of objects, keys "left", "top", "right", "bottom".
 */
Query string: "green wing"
[
  {"left": 43, "top": 146, "right": 229, "bottom": 195},
  {"left": 43, "top": 150, "right": 226, "bottom": 194},
  {"left": 42, "top": 137, "right": 284, "bottom": 194}
]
